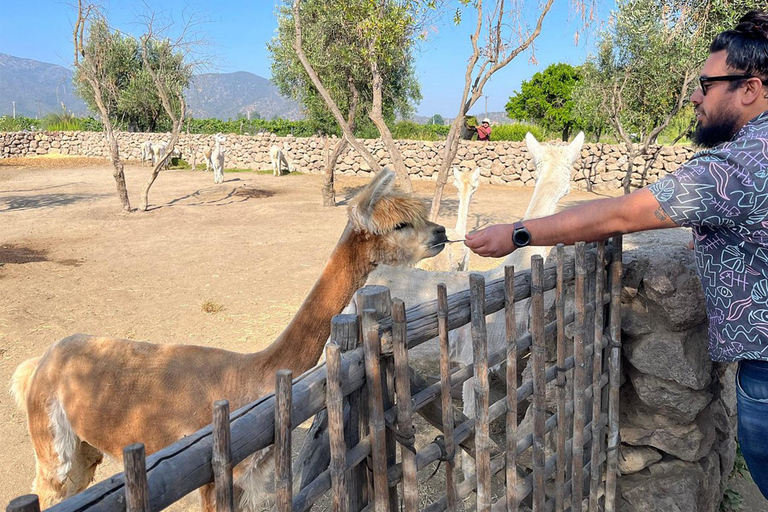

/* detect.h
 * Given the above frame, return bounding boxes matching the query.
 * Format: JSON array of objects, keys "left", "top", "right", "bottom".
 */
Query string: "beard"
[{"left": 693, "top": 104, "right": 741, "bottom": 148}]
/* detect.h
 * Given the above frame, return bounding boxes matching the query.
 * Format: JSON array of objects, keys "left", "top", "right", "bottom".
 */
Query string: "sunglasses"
[{"left": 698, "top": 74, "right": 764, "bottom": 96}]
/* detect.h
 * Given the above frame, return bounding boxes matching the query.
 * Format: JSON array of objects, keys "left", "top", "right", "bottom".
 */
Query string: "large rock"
[
  {"left": 618, "top": 445, "right": 662, "bottom": 475},
  {"left": 621, "top": 392, "right": 716, "bottom": 462},
  {"left": 623, "top": 322, "right": 712, "bottom": 390},
  {"left": 618, "top": 455, "right": 721, "bottom": 512},
  {"left": 620, "top": 246, "right": 706, "bottom": 332},
  {"left": 629, "top": 368, "right": 712, "bottom": 423}
]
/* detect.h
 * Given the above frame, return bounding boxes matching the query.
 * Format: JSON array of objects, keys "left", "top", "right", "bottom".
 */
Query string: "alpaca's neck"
[
  {"left": 522, "top": 163, "right": 570, "bottom": 220},
  {"left": 454, "top": 186, "right": 475, "bottom": 237},
  {"left": 258, "top": 224, "right": 373, "bottom": 376}
]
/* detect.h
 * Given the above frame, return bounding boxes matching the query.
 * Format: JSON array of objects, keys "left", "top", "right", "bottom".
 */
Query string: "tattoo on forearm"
[{"left": 654, "top": 207, "right": 668, "bottom": 221}]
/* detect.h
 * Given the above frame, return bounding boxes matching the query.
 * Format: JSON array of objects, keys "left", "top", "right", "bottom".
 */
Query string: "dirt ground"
[{"left": 1, "top": 156, "right": 764, "bottom": 511}]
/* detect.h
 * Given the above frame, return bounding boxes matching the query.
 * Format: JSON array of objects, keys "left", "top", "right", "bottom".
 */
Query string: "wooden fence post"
[
  {"left": 326, "top": 342, "right": 348, "bottom": 512},
  {"left": 504, "top": 266, "right": 519, "bottom": 512},
  {"left": 357, "top": 286, "right": 398, "bottom": 512},
  {"left": 470, "top": 273, "right": 491, "bottom": 512},
  {"left": 589, "top": 241, "right": 606, "bottom": 512},
  {"left": 363, "top": 308, "right": 389, "bottom": 512},
  {"left": 572, "top": 242, "right": 588, "bottom": 510},
  {"left": 605, "top": 236, "right": 623, "bottom": 512},
  {"left": 212, "top": 400, "right": 234, "bottom": 512},
  {"left": 554, "top": 244, "right": 568, "bottom": 512},
  {"left": 392, "top": 299, "right": 418, "bottom": 511},
  {"left": 531, "top": 256, "right": 546, "bottom": 511},
  {"left": 275, "top": 370, "right": 293, "bottom": 512},
  {"left": 437, "top": 283, "right": 458, "bottom": 512},
  {"left": 6, "top": 495, "right": 40, "bottom": 512},
  {"left": 123, "top": 443, "right": 150, "bottom": 512}
]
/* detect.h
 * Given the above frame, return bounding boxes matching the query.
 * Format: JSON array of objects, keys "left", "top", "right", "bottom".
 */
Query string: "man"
[{"left": 465, "top": 10, "right": 768, "bottom": 498}]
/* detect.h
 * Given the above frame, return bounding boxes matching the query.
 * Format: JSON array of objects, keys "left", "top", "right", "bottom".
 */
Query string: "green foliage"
[
  {"left": 268, "top": 0, "right": 421, "bottom": 136},
  {"left": 491, "top": 123, "right": 545, "bottom": 142},
  {"left": 427, "top": 114, "right": 444, "bottom": 125},
  {"left": 505, "top": 63, "right": 581, "bottom": 140},
  {"left": 74, "top": 16, "right": 191, "bottom": 132},
  {"left": 0, "top": 116, "right": 36, "bottom": 131},
  {"left": 720, "top": 488, "right": 743, "bottom": 512},
  {"left": 186, "top": 117, "right": 317, "bottom": 136},
  {"left": 390, "top": 121, "right": 449, "bottom": 140}
]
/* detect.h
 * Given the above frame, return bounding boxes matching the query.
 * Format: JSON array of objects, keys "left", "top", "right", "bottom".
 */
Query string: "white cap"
[{"left": 482, "top": 118, "right": 490, "bottom": 124}]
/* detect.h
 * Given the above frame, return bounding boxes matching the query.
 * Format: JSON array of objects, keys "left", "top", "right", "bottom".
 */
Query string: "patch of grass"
[
  {"left": 720, "top": 443, "right": 748, "bottom": 512},
  {"left": 168, "top": 158, "right": 191, "bottom": 170},
  {"left": 255, "top": 169, "right": 304, "bottom": 176},
  {"left": 201, "top": 300, "right": 225, "bottom": 314},
  {"left": 226, "top": 168, "right": 255, "bottom": 173}
]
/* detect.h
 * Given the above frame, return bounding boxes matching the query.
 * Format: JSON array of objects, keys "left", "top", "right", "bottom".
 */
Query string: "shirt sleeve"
[{"left": 648, "top": 139, "right": 768, "bottom": 229}]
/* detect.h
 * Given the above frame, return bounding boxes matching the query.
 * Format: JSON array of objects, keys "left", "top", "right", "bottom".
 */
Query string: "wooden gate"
[{"left": 7, "top": 238, "right": 623, "bottom": 512}]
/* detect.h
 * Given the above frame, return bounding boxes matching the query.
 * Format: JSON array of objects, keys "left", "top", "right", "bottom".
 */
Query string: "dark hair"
[{"left": 711, "top": 10, "right": 768, "bottom": 85}]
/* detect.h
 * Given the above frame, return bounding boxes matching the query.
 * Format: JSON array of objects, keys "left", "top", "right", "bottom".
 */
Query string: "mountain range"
[{"left": 0, "top": 53, "right": 303, "bottom": 121}]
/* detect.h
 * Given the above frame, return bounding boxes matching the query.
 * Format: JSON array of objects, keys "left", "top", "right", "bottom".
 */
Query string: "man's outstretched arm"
[{"left": 464, "top": 187, "right": 679, "bottom": 258}]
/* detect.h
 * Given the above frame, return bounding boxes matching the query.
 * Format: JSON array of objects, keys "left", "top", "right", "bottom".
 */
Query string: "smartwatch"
[{"left": 512, "top": 221, "right": 532, "bottom": 248}]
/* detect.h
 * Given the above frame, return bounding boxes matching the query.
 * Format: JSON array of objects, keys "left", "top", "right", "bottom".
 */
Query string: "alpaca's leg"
[
  {"left": 234, "top": 446, "right": 275, "bottom": 511},
  {"left": 199, "top": 483, "right": 215, "bottom": 512}
]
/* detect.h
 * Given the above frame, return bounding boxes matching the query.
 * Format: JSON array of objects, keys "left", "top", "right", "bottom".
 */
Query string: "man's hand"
[{"left": 464, "top": 224, "right": 516, "bottom": 257}]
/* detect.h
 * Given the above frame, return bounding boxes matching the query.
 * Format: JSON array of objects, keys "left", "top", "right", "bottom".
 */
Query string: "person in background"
[
  {"left": 464, "top": 10, "right": 768, "bottom": 500},
  {"left": 467, "top": 117, "right": 493, "bottom": 141}
]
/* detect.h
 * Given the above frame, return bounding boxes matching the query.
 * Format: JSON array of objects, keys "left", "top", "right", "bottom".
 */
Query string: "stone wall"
[
  {"left": 0, "top": 130, "right": 696, "bottom": 191},
  {"left": 615, "top": 234, "right": 736, "bottom": 512}
]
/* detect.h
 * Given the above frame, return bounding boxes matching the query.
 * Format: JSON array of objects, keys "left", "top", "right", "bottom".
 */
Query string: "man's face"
[
  {"left": 482, "top": 122, "right": 489, "bottom": 127},
  {"left": 691, "top": 50, "right": 744, "bottom": 147}
]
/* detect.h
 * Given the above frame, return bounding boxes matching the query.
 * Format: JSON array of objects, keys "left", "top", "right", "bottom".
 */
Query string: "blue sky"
[{"left": 0, "top": 0, "right": 615, "bottom": 118}]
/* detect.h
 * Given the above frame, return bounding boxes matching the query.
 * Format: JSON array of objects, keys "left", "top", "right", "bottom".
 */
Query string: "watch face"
[{"left": 513, "top": 226, "right": 531, "bottom": 247}]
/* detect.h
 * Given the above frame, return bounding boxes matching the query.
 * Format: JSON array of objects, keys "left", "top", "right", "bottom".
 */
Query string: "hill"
[{"left": 0, "top": 54, "right": 303, "bottom": 121}]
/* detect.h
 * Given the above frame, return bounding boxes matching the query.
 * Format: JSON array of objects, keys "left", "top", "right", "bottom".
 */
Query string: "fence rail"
[{"left": 8, "top": 237, "right": 622, "bottom": 512}]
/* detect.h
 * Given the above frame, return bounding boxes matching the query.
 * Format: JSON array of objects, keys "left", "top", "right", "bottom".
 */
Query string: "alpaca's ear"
[
  {"left": 471, "top": 167, "right": 481, "bottom": 187},
  {"left": 568, "top": 132, "right": 585, "bottom": 164},
  {"left": 352, "top": 168, "right": 395, "bottom": 225},
  {"left": 526, "top": 132, "right": 543, "bottom": 163},
  {"left": 452, "top": 167, "right": 461, "bottom": 188}
]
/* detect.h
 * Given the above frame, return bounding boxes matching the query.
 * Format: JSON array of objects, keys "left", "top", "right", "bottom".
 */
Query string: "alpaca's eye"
[{"left": 394, "top": 223, "right": 410, "bottom": 231}]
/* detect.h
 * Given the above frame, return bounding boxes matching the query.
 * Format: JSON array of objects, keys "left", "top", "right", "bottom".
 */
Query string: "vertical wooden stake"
[
  {"left": 531, "top": 256, "right": 546, "bottom": 512},
  {"left": 363, "top": 308, "right": 389, "bottom": 512},
  {"left": 357, "top": 286, "right": 397, "bottom": 512},
  {"left": 212, "top": 400, "right": 234, "bottom": 512},
  {"left": 555, "top": 245, "right": 567, "bottom": 512},
  {"left": 470, "top": 273, "right": 491, "bottom": 512},
  {"left": 605, "top": 236, "right": 623, "bottom": 512},
  {"left": 326, "top": 343, "right": 348, "bottom": 512},
  {"left": 6, "top": 495, "right": 40, "bottom": 512},
  {"left": 392, "top": 299, "right": 418, "bottom": 511},
  {"left": 438, "top": 283, "right": 458, "bottom": 512},
  {"left": 589, "top": 241, "right": 606, "bottom": 512},
  {"left": 275, "top": 370, "right": 293, "bottom": 512},
  {"left": 504, "top": 266, "right": 519, "bottom": 512},
  {"left": 333, "top": 313, "right": 366, "bottom": 512},
  {"left": 572, "top": 242, "right": 588, "bottom": 510},
  {"left": 123, "top": 443, "right": 150, "bottom": 512}
]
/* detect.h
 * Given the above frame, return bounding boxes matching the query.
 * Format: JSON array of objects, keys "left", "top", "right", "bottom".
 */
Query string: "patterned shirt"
[{"left": 648, "top": 110, "right": 768, "bottom": 362}]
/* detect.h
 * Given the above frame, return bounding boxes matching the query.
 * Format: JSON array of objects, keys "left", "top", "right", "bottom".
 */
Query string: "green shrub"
[
  {"left": 0, "top": 116, "right": 36, "bottom": 131},
  {"left": 491, "top": 123, "right": 545, "bottom": 142}
]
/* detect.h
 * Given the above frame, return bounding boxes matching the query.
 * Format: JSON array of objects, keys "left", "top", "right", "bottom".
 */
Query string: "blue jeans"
[{"left": 737, "top": 359, "right": 768, "bottom": 500}]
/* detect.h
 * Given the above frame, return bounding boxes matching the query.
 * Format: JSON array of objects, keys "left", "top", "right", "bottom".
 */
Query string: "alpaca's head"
[
  {"left": 523, "top": 132, "right": 585, "bottom": 219},
  {"left": 215, "top": 133, "right": 226, "bottom": 144},
  {"left": 452, "top": 167, "right": 481, "bottom": 197},
  {"left": 348, "top": 169, "right": 447, "bottom": 267}
]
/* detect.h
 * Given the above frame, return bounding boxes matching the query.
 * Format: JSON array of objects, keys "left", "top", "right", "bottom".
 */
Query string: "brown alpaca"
[{"left": 11, "top": 169, "right": 447, "bottom": 510}]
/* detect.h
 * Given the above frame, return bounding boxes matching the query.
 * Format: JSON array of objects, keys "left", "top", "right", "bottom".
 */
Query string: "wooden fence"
[{"left": 7, "top": 238, "right": 623, "bottom": 512}]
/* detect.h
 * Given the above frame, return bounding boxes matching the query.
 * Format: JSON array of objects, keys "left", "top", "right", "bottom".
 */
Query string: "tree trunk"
[
  {"left": 368, "top": 39, "right": 412, "bottom": 193},
  {"left": 562, "top": 125, "right": 571, "bottom": 142},
  {"left": 429, "top": 115, "right": 465, "bottom": 220},
  {"left": 322, "top": 136, "right": 348, "bottom": 207},
  {"left": 141, "top": 121, "right": 182, "bottom": 211},
  {"left": 91, "top": 81, "right": 131, "bottom": 212}
]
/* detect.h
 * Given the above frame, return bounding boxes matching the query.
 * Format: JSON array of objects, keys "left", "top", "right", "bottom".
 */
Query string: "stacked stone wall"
[
  {"left": 1, "top": 131, "right": 696, "bottom": 191},
  {"left": 615, "top": 244, "right": 736, "bottom": 512}
]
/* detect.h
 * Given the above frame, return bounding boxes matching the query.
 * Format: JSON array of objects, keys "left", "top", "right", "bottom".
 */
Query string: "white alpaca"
[
  {"left": 269, "top": 144, "right": 294, "bottom": 176},
  {"left": 417, "top": 167, "right": 480, "bottom": 272},
  {"left": 212, "top": 133, "right": 226, "bottom": 184},
  {"left": 140, "top": 140, "right": 154, "bottom": 166},
  {"left": 358, "top": 132, "right": 585, "bottom": 474}
]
